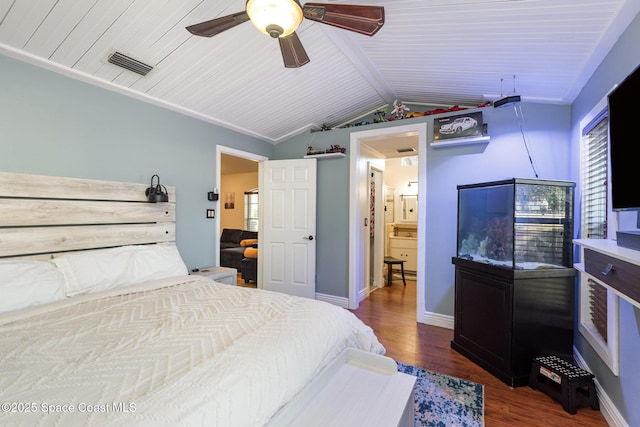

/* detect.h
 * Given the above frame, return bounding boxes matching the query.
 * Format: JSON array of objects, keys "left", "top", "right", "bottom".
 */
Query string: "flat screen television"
[{"left": 608, "top": 64, "right": 640, "bottom": 248}]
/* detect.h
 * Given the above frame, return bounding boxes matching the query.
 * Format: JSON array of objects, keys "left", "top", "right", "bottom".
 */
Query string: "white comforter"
[{"left": 0, "top": 276, "right": 384, "bottom": 426}]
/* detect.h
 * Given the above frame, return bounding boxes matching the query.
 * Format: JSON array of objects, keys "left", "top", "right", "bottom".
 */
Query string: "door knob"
[{"left": 304, "top": 235, "right": 314, "bottom": 241}]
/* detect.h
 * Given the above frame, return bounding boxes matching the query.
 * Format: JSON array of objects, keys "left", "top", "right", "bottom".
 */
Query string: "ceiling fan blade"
[
  {"left": 186, "top": 11, "right": 250, "bottom": 37},
  {"left": 302, "top": 3, "right": 384, "bottom": 36},
  {"left": 279, "top": 32, "right": 310, "bottom": 68}
]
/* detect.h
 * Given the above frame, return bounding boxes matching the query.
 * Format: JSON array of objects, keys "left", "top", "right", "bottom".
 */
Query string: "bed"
[{"left": 0, "top": 172, "right": 385, "bottom": 426}]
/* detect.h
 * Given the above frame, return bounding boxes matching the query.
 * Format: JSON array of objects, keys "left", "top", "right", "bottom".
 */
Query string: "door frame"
[
  {"left": 215, "top": 145, "right": 268, "bottom": 266},
  {"left": 348, "top": 122, "right": 427, "bottom": 324}
]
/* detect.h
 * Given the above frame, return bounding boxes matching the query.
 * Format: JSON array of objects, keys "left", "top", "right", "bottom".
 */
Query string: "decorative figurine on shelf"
[
  {"left": 373, "top": 107, "right": 388, "bottom": 123},
  {"left": 326, "top": 144, "right": 346, "bottom": 154},
  {"left": 307, "top": 145, "right": 324, "bottom": 155},
  {"left": 390, "top": 100, "right": 410, "bottom": 120}
]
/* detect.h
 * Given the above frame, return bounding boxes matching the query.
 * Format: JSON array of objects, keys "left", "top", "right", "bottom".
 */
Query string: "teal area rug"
[{"left": 397, "top": 362, "right": 484, "bottom": 427}]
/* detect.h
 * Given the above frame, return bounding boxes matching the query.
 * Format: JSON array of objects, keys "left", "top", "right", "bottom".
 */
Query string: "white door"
[{"left": 260, "top": 159, "right": 317, "bottom": 299}]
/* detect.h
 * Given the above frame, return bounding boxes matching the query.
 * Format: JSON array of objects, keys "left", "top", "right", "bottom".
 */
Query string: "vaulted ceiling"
[{"left": 1, "top": 0, "right": 638, "bottom": 143}]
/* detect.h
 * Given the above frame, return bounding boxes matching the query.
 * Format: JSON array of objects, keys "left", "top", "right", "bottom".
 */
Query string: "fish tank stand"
[{"left": 450, "top": 178, "right": 576, "bottom": 387}]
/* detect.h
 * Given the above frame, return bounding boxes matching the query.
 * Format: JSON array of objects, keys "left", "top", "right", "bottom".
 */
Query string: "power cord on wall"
[{"left": 513, "top": 103, "right": 539, "bottom": 178}]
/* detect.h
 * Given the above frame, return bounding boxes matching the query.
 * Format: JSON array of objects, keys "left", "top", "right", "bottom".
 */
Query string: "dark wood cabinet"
[{"left": 451, "top": 257, "right": 576, "bottom": 387}]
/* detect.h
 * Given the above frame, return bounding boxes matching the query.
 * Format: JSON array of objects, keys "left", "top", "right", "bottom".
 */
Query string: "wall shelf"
[
  {"left": 431, "top": 135, "right": 490, "bottom": 148},
  {"left": 304, "top": 152, "right": 346, "bottom": 159}
]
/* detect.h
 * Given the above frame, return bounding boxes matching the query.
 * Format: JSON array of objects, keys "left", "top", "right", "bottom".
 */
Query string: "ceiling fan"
[{"left": 186, "top": 1, "right": 385, "bottom": 68}]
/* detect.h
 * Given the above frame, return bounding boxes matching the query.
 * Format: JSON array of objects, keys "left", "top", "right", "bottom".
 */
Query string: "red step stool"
[{"left": 529, "top": 355, "right": 600, "bottom": 415}]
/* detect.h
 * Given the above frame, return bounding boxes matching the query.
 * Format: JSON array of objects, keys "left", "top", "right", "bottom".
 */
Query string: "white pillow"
[
  {"left": 0, "top": 260, "right": 66, "bottom": 313},
  {"left": 53, "top": 243, "right": 188, "bottom": 297}
]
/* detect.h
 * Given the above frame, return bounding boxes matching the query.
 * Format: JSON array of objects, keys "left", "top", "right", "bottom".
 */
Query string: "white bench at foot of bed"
[{"left": 267, "top": 348, "right": 416, "bottom": 427}]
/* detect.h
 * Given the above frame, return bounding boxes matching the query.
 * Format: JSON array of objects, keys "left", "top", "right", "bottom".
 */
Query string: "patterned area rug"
[{"left": 397, "top": 362, "right": 484, "bottom": 427}]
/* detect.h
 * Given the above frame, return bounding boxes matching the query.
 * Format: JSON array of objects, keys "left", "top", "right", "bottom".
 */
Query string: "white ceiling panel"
[{"left": 1, "top": 0, "right": 638, "bottom": 142}]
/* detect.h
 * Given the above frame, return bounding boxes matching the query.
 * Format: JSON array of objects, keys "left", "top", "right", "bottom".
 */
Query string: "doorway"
[
  {"left": 215, "top": 145, "right": 267, "bottom": 267},
  {"left": 348, "top": 122, "right": 427, "bottom": 324}
]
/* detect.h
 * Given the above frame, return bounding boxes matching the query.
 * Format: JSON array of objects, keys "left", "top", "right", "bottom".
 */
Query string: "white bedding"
[{"left": 0, "top": 276, "right": 384, "bottom": 426}]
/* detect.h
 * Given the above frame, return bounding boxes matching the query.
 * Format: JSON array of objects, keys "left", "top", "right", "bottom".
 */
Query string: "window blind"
[
  {"left": 588, "top": 277, "right": 608, "bottom": 341},
  {"left": 582, "top": 114, "right": 608, "bottom": 240},
  {"left": 581, "top": 110, "right": 609, "bottom": 342},
  {"left": 244, "top": 189, "right": 259, "bottom": 232}
]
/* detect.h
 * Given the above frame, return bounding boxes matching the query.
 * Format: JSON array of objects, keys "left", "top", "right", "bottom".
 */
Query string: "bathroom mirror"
[{"left": 402, "top": 195, "right": 417, "bottom": 222}]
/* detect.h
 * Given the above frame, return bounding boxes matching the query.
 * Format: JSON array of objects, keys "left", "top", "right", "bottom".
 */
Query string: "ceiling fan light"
[{"left": 246, "top": 0, "right": 303, "bottom": 38}]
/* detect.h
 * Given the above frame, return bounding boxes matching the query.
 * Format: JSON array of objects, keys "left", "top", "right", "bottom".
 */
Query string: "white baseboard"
[
  {"left": 574, "top": 348, "right": 627, "bottom": 427},
  {"left": 316, "top": 293, "right": 350, "bottom": 309},
  {"left": 421, "top": 311, "right": 454, "bottom": 329}
]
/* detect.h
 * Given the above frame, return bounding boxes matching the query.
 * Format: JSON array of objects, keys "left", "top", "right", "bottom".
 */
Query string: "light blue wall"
[
  {"left": 570, "top": 10, "right": 640, "bottom": 426},
  {"left": 424, "top": 103, "right": 572, "bottom": 314},
  {"left": 274, "top": 103, "right": 572, "bottom": 307},
  {"left": 0, "top": 53, "right": 273, "bottom": 269}
]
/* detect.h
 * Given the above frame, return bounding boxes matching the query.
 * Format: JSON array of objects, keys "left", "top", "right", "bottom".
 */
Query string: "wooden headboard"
[{"left": 0, "top": 172, "right": 176, "bottom": 259}]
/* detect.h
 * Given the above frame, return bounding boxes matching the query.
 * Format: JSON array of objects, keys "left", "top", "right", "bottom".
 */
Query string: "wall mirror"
[{"left": 402, "top": 195, "right": 417, "bottom": 222}]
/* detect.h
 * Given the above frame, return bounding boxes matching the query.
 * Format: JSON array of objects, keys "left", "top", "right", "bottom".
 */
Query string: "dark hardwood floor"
[{"left": 352, "top": 278, "right": 608, "bottom": 427}]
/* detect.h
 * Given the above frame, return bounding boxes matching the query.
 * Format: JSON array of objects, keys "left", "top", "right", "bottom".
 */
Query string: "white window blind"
[
  {"left": 581, "top": 110, "right": 609, "bottom": 342},
  {"left": 579, "top": 106, "right": 619, "bottom": 375},
  {"left": 581, "top": 111, "right": 608, "bottom": 240},
  {"left": 244, "top": 189, "right": 259, "bottom": 232}
]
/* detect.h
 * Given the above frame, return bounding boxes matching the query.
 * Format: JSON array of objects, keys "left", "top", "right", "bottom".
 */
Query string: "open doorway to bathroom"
[{"left": 348, "top": 122, "right": 427, "bottom": 323}]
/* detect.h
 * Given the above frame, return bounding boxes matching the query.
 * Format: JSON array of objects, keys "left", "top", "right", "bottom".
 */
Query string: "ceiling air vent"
[
  {"left": 107, "top": 51, "right": 153, "bottom": 76},
  {"left": 396, "top": 147, "right": 416, "bottom": 153}
]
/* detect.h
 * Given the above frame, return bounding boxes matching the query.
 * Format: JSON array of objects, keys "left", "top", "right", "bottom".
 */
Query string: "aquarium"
[{"left": 456, "top": 178, "right": 575, "bottom": 269}]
